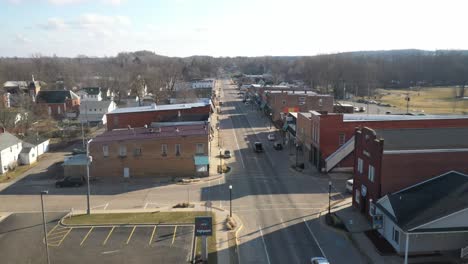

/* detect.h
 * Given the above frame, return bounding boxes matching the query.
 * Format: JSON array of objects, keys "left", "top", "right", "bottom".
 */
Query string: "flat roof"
[
  {"left": 374, "top": 127, "right": 468, "bottom": 150},
  {"left": 92, "top": 123, "right": 208, "bottom": 143},
  {"left": 63, "top": 154, "right": 88, "bottom": 166},
  {"left": 344, "top": 114, "right": 468, "bottom": 122},
  {"left": 108, "top": 101, "right": 210, "bottom": 115},
  {"left": 266, "top": 90, "right": 322, "bottom": 96}
]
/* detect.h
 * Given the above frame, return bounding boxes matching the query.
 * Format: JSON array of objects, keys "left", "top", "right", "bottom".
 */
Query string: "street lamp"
[
  {"left": 219, "top": 149, "right": 222, "bottom": 174},
  {"left": 40, "top": 190, "right": 50, "bottom": 264},
  {"left": 229, "top": 185, "right": 233, "bottom": 217},
  {"left": 328, "top": 181, "right": 332, "bottom": 215},
  {"left": 86, "top": 139, "right": 93, "bottom": 215},
  {"left": 295, "top": 144, "right": 299, "bottom": 167},
  {"left": 269, "top": 113, "right": 273, "bottom": 129}
]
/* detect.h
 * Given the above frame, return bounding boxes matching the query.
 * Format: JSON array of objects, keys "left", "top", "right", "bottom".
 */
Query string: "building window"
[
  {"left": 119, "top": 145, "right": 127, "bottom": 157},
  {"left": 161, "top": 144, "right": 167, "bottom": 156},
  {"left": 368, "top": 165, "right": 375, "bottom": 182},
  {"left": 57, "top": 107, "right": 61, "bottom": 114},
  {"left": 133, "top": 148, "right": 142, "bottom": 156},
  {"left": 282, "top": 100, "right": 286, "bottom": 105},
  {"left": 113, "top": 116, "right": 119, "bottom": 126},
  {"left": 392, "top": 227, "right": 400, "bottom": 244},
  {"left": 355, "top": 189, "right": 360, "bottom": 204},
  {"left": 175, "top": 144, "right": 181, "bottom": 156},
  {"left": 357, "top": 158, "right": 363, "bottom": 174},
  {"left": 196, "top": 143, "right": 205, "bottom": 155},
  {"left": 339, "top": 133, "right": 346, "bottom": 146},
  {"left": 103, "top": 145, "right": 109, "bottom": 157}
]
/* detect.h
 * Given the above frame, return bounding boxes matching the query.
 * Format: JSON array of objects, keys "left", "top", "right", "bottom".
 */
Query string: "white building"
[
  {"left": 19, "top": 136, "right": 50, "bottom": 165},
  {"left": 76, "top": 87, "right": 103, "bottom": 101},
  {"left": 191, "top": 79, "right": 214, "bottom": 89},
  {"left": 0, "top": 130, "right": 23, "bottom": 174},
  {"left": 79, "top": 100, "right": 117, "bottom": 124}
]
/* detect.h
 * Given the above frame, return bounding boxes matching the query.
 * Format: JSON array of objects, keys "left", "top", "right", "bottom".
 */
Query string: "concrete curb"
[{"left": 0, "top": 212, "right": 12, "bottom": 224}]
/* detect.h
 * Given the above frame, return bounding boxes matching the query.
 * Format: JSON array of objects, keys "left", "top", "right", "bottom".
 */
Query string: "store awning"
[{"left": 194, "top": 155, "right": 209, "bottom": 165}]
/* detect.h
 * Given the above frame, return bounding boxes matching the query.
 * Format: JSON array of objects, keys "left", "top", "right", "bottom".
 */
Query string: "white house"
[
  {"left": 191, "top": 79, "right": 214, "bottom": 89},
  {"left": 374, "top": 171, "right": 468, "bottom": 258},
  {"left": 0, "top": 129, "right": 23, "bottom": 174},
  {"left": 79, "top": 100, "right": 117, "bottom": 124},
  {"left": 76, "top": 87, "right": 103, "bottom": 101},
  {"left": 19, "top": 136, "right": 50, "bottom": 165}
]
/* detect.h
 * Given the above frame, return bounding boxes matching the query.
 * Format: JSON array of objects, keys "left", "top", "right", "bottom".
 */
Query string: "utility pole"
[
  {"left": 40, "top": 190, "right": 50, "bottom": 264},
  {"left": 328, "top": 181, "right": 332, "bottom": 215},
  {"left": 229, "top": 185, "right": 233, "bottom": 217},
  {"left": 86, "top": 139, "right": 93, "bottom": 215}
]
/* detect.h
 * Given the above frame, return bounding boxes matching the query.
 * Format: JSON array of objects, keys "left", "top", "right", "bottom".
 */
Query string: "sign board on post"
[
  {"left": 372, "top": 214, "right": 383, "bottom": 229},
  {"left": 195, "top": 216, "right": 212, "bottom": 237}
]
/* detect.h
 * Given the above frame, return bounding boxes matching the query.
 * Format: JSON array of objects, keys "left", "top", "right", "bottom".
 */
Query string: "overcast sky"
[{"left": 1, "top": 0, "right": 467, "bottom": 57}]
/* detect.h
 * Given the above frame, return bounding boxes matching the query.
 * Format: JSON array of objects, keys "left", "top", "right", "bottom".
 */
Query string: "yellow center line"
[
  {"left": 80, "top": 227, "right": 94, "bottom": 246},
  {"left": 126, "top": 226, "right": 136, "bottom": 245},
  {"left": 103, "top": 226, "right": 115, "bottom": 246},
  {"left": 56, "top": 228, "right": 73, "bottom": 247},
  {"left": 171, "top": 226, "right": 178, "bottom": 245},
  {"left": 46, "top": 224, "right": 60, "bottom": 236},
  {"left": 149, "top": 226, "right": 157, "bottom": 245}
]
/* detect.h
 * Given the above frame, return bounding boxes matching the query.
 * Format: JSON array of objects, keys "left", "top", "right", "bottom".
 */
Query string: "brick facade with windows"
[
  {"left": 296, "top": 111, "right": 468, "bottom": 171},
  {"left": 89, "top": 123, "right": 209, "bottom": 178},
  {"left": 352, "top": 127, "right": 468, "bottom": 219}
]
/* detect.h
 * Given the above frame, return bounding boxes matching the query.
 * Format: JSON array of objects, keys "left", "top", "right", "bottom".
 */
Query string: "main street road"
[{"left": 212, "top": 79, "right": 365, "bottom": 264}]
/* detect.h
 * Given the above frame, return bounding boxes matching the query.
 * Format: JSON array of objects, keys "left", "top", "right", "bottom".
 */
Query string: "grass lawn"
[
  {"left": 378, "top": 87, "right": 468, "bottom": 114},
  {"left": 0, "top": 163, "right": 37, "bottom": 183}
]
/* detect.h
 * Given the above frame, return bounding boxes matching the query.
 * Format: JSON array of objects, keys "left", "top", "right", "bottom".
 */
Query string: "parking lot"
[{"left": 0, "top": 213, "right": 195, "bottom": 264}]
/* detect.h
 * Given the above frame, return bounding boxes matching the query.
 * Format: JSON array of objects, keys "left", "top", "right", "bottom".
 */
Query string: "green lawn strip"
[
  {"left": 0, "top": 163, "right": 37, "bottom": 183},
  {"left": 63, "top": 211, "right": 213, "bottom": 225}
]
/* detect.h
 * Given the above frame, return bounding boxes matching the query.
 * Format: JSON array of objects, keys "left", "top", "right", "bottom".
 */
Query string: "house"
[
  {"left": 36, "top": 90, "right": 80, "bottom": 119},
  {"left": 76, "top": 87, "right": 103, "bottom": 101},
  {"left": 79, "top": 100, "right": 117, "bottom": 125},
  {"left": 19, "top": 142, "right": 37, "bottom": 165},
  {"left": 295, "top": 112, "right": 468, "bottom": 172},
  {"left": 3, "top": 79, "right": 42, "bottom": 106},
  {"left": 89, "top": 122, "right": 210, "bottom": 178},
  {"left": 352, "top": 126, "right": 468, "bottom": 218},
  {"left": 105, "top": 102, "right": 212, "bottom": 131},
  {"left": 374, "top": 171, "right": 468, "bottom": 256},
  {"left": 0, "top": 128, "right": 22, "bottom": 174}
]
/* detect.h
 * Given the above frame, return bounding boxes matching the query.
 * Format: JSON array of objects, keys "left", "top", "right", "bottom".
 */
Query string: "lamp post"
[
  {"left": 219, "top": 149, "right": 222, "bottom": 174},
  {"left": 86, "top": 139, "right": 93, "bottom": 215},
  {"left": 295, "top": 144, "right": 299, "bottom": 167},
  {"left": 269, "top": 113, "right": 273, "bottom": 129},
  {"left": 229, "top": 185, "right": 233, "bottom": 217},
  {"left": 40, "top": 190, "right": 50, "bottom": 264},
  {"left": 328, "top": 181, "right": 332, "bottom": 215}
]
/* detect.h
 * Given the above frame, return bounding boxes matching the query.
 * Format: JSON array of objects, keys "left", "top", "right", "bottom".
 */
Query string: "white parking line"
[
  {"left": 91, "top": 203, "right": 109, "bottom": 210},
  {"left": 258, "top": 226, "right": 272, "bottom": 264},
  {"left": 303, "top": 218, "right": 327, "bottom": 258}
]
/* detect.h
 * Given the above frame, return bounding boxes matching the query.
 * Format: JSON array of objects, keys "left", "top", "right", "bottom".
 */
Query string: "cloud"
[
  {"left": 14, "top": 34, "right": 31, "bottom": 44},
  {"left": 76, "top": 13, "right": 131, "bottom": 28},
  {"left": 46, "top": 0, "right": 125, "bottom": 5},
  {"left": 39, "top": 17, "right": 67, "bottom": 30}
]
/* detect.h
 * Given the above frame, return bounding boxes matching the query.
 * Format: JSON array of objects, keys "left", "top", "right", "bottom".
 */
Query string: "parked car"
[
  {"left": 311, "top": 257, "right": 330, "bottom": 264},
  {"left": 253, "top": 142, "right": 263, "bottom": 153},
  {"left": 358, "top": 106, "right": 366, "bottom": 112},
  {"left": 55, "top": 176, "right": 84, "bottom": 188},
  {"left": 223, "top": 150, "right": 231, "bottom": 158},
  {"left": 353, "top": 107, "right": 359, "bottom": 112},
  {"left": 273, "top": 142, "right": 283, "bottom": 150},
  {"left": 346, "top": 179, "right": 353, "bottom": 193},
  {"left": 267, "top": 133, "right": 276, "bottom": 141}
]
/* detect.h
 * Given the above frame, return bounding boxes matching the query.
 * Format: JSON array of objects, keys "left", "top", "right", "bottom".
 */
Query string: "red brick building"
[
  {"left": 35, "top": 90, "right": 80, "bottom": 119},
  {"left": 352, "top": 126, "right": 468, "bottom": 219},
  {"left": 106, "top": 102, "right": 212, "bottom": 131},
  {"left": 296, "top": 112, "right": 468, "bottom": 172},
  {"left": 89, "top": 122, "right": 210, "bottom": 178}
]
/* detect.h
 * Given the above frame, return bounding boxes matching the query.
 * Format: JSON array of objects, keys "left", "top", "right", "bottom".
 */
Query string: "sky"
[{"left": 1, "top": 0, "right": 468, "bottom": 58}]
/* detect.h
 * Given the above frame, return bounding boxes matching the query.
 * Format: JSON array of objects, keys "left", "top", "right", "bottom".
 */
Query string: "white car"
[
  {"left": 267, "top": 134, "right": 275, "bottom": 141},
  {"left": 346, "top": 179, "right": 353, "bottom": 193},
  {"left": 311, "top": 257, "right": 330, "bottom": 264}
]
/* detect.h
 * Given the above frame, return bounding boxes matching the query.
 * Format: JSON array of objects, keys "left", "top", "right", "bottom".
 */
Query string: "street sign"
[
  {"left": 195, "top": 216, "right": 212, "bottom": 237},
  {"left": 372, "top": 214, "right": 383, "bottom": 229}
]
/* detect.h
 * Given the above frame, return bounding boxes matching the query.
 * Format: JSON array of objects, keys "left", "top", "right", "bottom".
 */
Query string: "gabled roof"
[
  {"left": 36, "top": 90, "right": 80, "bottom": 104},
  {"left": 375, "top": 127, "right": 468, "bottom": 150},
  {"left": 376, "top": 171, "right": 468, "bottom": 232},
  {"left": 80, "top": 87, "right": 101, "bottom": 95},
  {"left": 0, "top": 132, "right": 22, "bottom": 151},
  {"left": 80, "top": 100, "right": 113, "bottom": 109}
]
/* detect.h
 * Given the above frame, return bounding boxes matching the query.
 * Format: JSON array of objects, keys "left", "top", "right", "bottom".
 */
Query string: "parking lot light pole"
[
  {"left": 269, "top": 113, "right": 272, "bottom": 129},
  {"left": 229, "top": 185, "right": 233, "bottom": 217},
  {"left": 219, "top": 149, "right": 222, "bottom": 174},
  {"left": 86, "top": 139, "right": 93, "bottom": 215},
  {"left": 40, "top": 190, "right": 50, "bottom": 264},
  {"left": 328, "top": 181, "right": 332, "bottom": 215}
]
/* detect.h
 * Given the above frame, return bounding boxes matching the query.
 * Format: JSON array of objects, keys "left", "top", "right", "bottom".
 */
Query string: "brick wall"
[
  {"left": 106, "top": 105, "right": 210, "bottom": 130},
  {"left": 89, "top": 134, "right": 209, "bottom": 178}
]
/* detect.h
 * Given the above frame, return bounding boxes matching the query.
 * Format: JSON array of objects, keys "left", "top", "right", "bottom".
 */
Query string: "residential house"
[
  {"left": 76, "top": 87, "right": 103, "bottom": 101},
  {"left": 3, "top": 79, "right": 42, "bottom": 106},
  {"left": 79, "top": 100, "right": 117, "bottom": 125},
  {"left": 0, "top": 128, "right": 22, "bottom": 174},
  {"left": 36, "top": 90, "right": 80, "bottom": 119},
  {"left": 352, "top": 126, "right": 468, "bottom": 218},
  {"left": 375, "top": 171, "right": 468, "bottom": 256},
  {"left": 20, "top": 135, "right": 50, "bottom": 164},
  {"left": 105, "top": 102, "right": 212, "bottom": 131},
  {"left": 295, "top": 112, "right": 468, "bottom": 172},
  {"left": 89, "top": 122, "right": 210, "bottom": 178}
]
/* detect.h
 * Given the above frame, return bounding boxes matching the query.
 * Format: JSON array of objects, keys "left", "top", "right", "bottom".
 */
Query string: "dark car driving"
[{"left": 55, "top": 176, "right": 84, "bottom": 188}]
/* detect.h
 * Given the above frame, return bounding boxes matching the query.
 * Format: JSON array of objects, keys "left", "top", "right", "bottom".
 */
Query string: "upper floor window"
[
  {"left": 368, "top": 165, "right": 375, "bottom": 182},
  {"left": 119, "top": 145, "right": 127, "bottom": 157},
  {"left": 339, "top": 133, "right": 346, "bottom": 146},
  {"left": 161, "top": 144, "right": 167, "bottom": 156},
  {"left": 357, "top": 158, "right": 363, "bottom": 174},
  {"left": 175, "top": 144, "right": 181, "bottom": 156},
  {"left": 102, "top": 145, "right": 109, "bottom": 157},
  {"left": 196, "top": 143, "right": 205, "bottom": 155}
]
